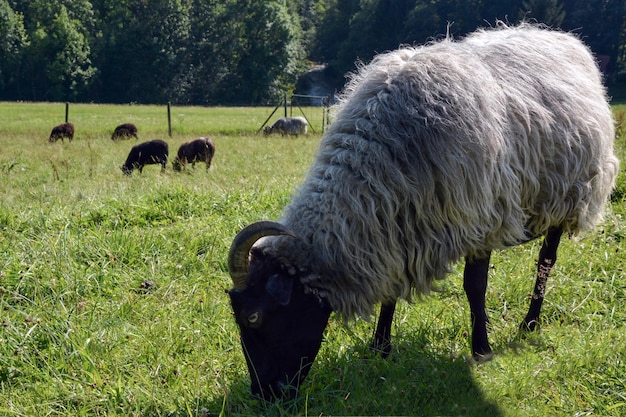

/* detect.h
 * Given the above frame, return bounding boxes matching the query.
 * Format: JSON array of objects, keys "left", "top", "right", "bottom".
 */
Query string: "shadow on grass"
[
  {"left": 299, "top": 339, "right": 504, "bottom": 417},
  {"left": 158, "top": 338, "right": 503, "bottom": 417}
]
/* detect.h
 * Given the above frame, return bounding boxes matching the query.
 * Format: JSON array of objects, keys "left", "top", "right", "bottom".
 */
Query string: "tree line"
[{"left": 1, "top": 0, "right": 624, "bottom": 105}]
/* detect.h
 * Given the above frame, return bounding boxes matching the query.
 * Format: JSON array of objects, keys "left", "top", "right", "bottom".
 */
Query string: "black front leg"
[
  {"left": 370, "top": 302, "right": 396, "bottom": 358},
  {"left": 521, "top": 227, "right": 563, "bottom": 331},
  {"left": 464, "top": 253, "right": 493, "bottom": 361}
]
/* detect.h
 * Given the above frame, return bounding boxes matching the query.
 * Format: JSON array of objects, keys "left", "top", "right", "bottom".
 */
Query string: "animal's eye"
[
  {"left": 248, "top": 312, "right": 260, "bottom": 325},
  {"left": 239, "top": 310, "right": 263, "bottom": 328}
]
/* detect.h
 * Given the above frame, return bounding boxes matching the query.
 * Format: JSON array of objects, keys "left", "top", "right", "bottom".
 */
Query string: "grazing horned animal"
[
  {"left": 227, "top": 23, "right": 619, "bottom": 400},
  {"left": 172, "top": 137, "right": 215, "bottom": 172}
]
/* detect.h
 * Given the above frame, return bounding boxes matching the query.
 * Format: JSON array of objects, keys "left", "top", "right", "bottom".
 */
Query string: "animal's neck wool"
[{"left": 267, "top": 24, "right": 619, "bottom": 321}]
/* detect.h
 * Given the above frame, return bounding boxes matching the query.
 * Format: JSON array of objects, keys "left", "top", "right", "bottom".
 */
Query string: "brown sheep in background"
[
  {"left": 172, "top": 137, "right": 215, "bottom": 172},
  {"left": 48, "top": 122, "right": 74, "bottom": 143},
  {"left": 111, "top": 123, "right": 139, "bottom": 140}
]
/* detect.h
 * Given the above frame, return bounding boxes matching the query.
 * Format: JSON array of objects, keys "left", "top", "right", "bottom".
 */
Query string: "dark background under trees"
[{"left": 1, "top": 0, "right": 625, "bottom": 105}]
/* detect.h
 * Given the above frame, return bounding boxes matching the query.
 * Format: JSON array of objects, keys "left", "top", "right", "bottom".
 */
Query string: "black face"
[
  {"left": 121, "top": 165, "right": 133, "bottom": 176},
  {"left": 228, "top": 256, "right": 332, "bottom": 400}
]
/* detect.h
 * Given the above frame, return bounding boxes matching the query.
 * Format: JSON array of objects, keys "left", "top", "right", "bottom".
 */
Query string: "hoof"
[
  {"left": 369, "top": 341, "right": 391, "bottom": 359},
  {"left": 472, "top": 351, "right": 494, "bottom": 364},
  {"left": 520, "top": 319, "right": 540, "bottom": 332}
]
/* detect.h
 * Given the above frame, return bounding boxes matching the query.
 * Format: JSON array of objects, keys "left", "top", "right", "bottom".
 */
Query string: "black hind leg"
[
  {"left": 370, "top": 302, "right": 396, "bottom": 358},
  {"left": 464, "top": 254, "right": 493, "bottom": 361},
  {"left": 521, "top": 227, "right": 563, "bottom": 331}
]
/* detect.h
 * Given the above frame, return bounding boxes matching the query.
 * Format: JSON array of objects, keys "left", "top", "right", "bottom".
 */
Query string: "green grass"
[
  {"left": 1, "top": 101, "right": 328, "bottom": 138},
  {"left": 0, "top": 101, "right": 625, "bottom": 417}
]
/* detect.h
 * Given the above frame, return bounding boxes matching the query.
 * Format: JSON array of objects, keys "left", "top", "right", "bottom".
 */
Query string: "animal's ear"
[{"left": 265, "top": 273, "right": 294, "bottom": 306}]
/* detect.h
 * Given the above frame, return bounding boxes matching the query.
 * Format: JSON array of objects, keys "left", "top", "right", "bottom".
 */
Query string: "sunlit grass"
[{"left": 0, "top": 101, "right": 624, "bottom": 416}]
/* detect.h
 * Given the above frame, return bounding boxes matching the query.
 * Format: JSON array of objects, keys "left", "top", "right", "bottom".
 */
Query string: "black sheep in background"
[{"left": 121, "top": 139, "right": 168, "bottom": 175}]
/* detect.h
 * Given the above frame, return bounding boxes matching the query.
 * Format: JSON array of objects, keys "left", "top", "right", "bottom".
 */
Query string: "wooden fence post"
[{"left": 167, "top": 102, "right": 172, "bottom": 137}]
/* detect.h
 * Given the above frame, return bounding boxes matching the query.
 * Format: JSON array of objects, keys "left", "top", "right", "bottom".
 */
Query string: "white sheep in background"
[
  {"left": 227, "top": 23, "right": 619, "bottom": 400},
  {"left": 263, "top": 116, "right": 308, "bottom": 136}
]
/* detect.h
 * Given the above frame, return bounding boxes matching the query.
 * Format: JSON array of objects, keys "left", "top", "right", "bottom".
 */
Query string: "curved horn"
[{"left": 228, "top": 221, "right": 296, "bottom": 290}]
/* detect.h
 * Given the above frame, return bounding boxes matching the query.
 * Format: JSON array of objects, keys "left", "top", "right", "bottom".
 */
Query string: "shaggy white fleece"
[{"left": 261, "top": 23, "right": 619, "bottom": 321}]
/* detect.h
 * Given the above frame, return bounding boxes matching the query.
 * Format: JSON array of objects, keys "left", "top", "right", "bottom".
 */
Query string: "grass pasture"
[{"left": 0, "top": 101, "right": 625, "bottom": 417}]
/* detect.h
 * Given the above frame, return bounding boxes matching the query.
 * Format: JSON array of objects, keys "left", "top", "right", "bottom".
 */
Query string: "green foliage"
[
  {"left": 42, "top": 5, "right": 97, "bottom": 99},
  {"left": 1, "top": 1, "right": 625, "bottom": 103},
  {"left": 311, "top": 0, "right": 625, "bottom": 91},
  {"left": 0, "top": 102, "right": 625, "bottom": 416},
  {"left": 95, "top": 0, "right": 192, "bottom": 104},
  {"left": 174, "top": 0, "right": 304, "bottom": 105},
  {"left": 519, "top": 0, "right": 566, "bottom": 26},
  {"left": 2, "top": 0, "right": 306, "bottom": 104},
  {"left": 0, "top": 0, "right": 26, "bottom": 91},
  {"left": 8, "top": 0, "right": 97, "bottom": 101},
  {"left": 0, "top": 0, "right": 27, "bottom": 56}
]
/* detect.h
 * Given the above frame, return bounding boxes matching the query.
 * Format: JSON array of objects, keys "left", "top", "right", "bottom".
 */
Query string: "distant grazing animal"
[
  {"left": 227, "top": 23, "right": 619, "bottom": 400},
  {"left": 111, "top": 123, "right": 139, "bottom": 140},
  {"left": 48, "top": 122, "right": 74, "bottom": 143},
  {"left": 263, "top": 117, "right": 308, "bottom": 137},
  {"left": 172, "top": 137, "right": 216, "bottom": 172},
  {"left": 121, "top": 139, "right": 169, "bottom": 176}
]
